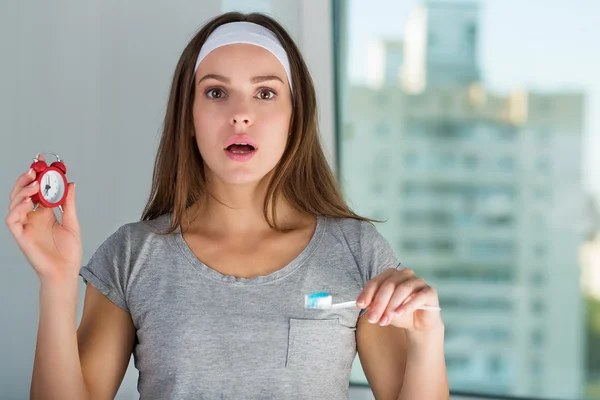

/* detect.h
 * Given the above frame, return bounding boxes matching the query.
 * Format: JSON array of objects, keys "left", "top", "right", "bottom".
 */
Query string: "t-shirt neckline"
[{"left": 171, "top": 215, "right": 326, "bottom": 285}]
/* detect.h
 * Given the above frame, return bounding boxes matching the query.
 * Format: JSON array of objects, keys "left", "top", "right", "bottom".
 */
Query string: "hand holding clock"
[{"left": 5, "top": 154, "right": 82, "bottom": 284}]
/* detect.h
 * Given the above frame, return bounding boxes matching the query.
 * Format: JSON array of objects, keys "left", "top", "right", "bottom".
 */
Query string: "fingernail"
[
  {"left": 357, "top": 300, "right": 365, "bottom": 307},
  {"left": 28, "top": 180, "right": 37, "bottom": 187},
  {"left": 24, "top": 168, "right": 33, "bottom": 176},
  {"left": 380, "top": 316, "right": 389, "bottom": 326},
  {"left": 368, "top": 314, "right": 377, "bottom": 324}
]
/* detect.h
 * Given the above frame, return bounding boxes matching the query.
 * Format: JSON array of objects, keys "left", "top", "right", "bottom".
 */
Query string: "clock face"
[{"left": 40, "top": 170, "right": 65, "bottom": 204}]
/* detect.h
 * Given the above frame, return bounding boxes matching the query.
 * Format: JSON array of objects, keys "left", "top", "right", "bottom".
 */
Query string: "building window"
[
  {"left": 498, "top": 156, "right": 515, "bottom": 172},
  {"left": 471, "top": 241, "right": 516, "bottom": 257},
  {"left": 530, "top": 271, "right": 545, "bottom": 286},
  {"left": 531, "top": 328, "right": 545, "bottom": 346},
  {"left": 464, "top": 154, "right": 479, "bottom": 169},
  {"left": 401, "top": 239, "right": 455, "bottom": 254},
  {"left": 439, "top": 297, "right": 513, "bottom": 311},
  {"left": 531, "top": 299, "right": 545, "bottom": 315},
  {"left": 534, "top": 244, "right": 547, "bottom": 258}
]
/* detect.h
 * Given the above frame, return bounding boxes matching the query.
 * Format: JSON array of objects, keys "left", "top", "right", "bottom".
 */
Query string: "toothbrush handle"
[
  {"left": 329, "top": 301, "right": 441, "bottom": 311},
  {"left": 330, "top": 301, "right": 358, "bottom": 309},
  {"left": 418, "top": 305, "right": 441, "bottom": 311}
]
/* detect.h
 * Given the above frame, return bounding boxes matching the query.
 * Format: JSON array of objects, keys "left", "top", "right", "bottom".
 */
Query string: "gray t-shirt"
[{"left": 79, "top": 213, "right": 402, "bottom": 400}]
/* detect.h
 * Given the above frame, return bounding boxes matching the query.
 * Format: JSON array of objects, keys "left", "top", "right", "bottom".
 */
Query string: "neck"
[{"left": 185, "top": 173, "right": 310, "bottom": 236}]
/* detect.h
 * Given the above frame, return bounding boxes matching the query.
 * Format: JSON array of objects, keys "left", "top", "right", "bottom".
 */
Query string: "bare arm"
[
  {"left": 30, "top": 278, "right": 88, "bottom": 400},
  {"left": 398, "top": 323, "right": 447, "bottom": 400},
  {"left": 30, "top": 279, "right": 136, "bottom": 400},
  {"left": 357, "top": 317, "right": 448, "bottom": 400},
  {"left": 356, "top": 315, "right": 407, "bottom": 399},
  {"left": 6, "top": 159, "right": 135, "bottom": 399}
]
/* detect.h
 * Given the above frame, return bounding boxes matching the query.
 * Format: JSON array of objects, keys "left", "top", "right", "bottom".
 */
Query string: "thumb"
[{"left": 61, "top": 182, "right": 80, "bottom": 233}]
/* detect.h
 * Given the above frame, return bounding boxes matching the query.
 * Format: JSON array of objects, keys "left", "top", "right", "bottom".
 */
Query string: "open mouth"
[{"left": 225, "top": 143, "right": 257, "bottom": 154}]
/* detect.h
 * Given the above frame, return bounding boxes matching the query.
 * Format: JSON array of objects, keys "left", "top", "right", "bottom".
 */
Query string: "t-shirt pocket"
[{"left": 285, "top": 318, "right": 356, "bottom": 371}]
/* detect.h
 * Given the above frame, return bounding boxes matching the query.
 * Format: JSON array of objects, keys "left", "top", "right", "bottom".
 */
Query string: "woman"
[{"left": 6, "top": 11, "right": 448, "bottom": 400}]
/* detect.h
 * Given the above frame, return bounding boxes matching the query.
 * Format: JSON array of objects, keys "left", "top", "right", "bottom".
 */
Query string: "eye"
[
  {"left": 257, "top": 89, "right": 276, "bottom": 100},
  {"left": 206, "top": 88, "right": 226, "bottom": 99}
]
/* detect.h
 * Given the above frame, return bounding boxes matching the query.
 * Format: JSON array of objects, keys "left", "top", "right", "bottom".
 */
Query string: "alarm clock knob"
[
  {"left": 31, "top": 160, "right": 47, "bottom": 173},
  {"left": 50, "top": 161, "right": 67, "bottom": 174}
]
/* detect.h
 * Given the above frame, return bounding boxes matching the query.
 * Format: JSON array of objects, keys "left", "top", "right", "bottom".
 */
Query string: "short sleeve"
[
  {"left": 357, "top": 221, "right": 404, "bottom": 317},
  {"left": 79, "top": 225, "right": 131, "bottom": 312},
  {"left": 358, "top": 221, "right": 403, "bottom": 285}
]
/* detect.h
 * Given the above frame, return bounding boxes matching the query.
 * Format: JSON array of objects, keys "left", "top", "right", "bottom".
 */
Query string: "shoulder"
[
  {"left": 110, "top": 213, "right": 173, "bottom": 240},
  {"left": 325, "top": 216, "right": 382, "bottom": 247},
  {"left": 93, "top": 213, "right": 174, "bottom": 256},
  {"left": 325, "top": 216, "right": 399, "bottom": 284}
]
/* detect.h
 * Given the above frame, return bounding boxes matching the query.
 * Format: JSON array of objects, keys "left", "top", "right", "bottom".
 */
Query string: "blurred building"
[
  {"left": 342, "top": 1, "right": 585, "bottom": 398},
  {"left": 581, "top": 197, "right": 600, "bottom": 299},
  {"left": 581, "top": 233, "right": 600, "bottom": 301}
]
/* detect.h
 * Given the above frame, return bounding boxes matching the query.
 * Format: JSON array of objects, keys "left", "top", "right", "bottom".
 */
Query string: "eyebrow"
[{"left": 197, "top": 74, "right": 284, "bottom": 85}]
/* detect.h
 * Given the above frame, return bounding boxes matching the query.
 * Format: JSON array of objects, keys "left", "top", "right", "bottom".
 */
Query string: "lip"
[
  {"left": 224, "top": 148, "right": 256, "bottom": 162},
  {"left": 224, "top": 135, "right": 258, "bottom": 150}
]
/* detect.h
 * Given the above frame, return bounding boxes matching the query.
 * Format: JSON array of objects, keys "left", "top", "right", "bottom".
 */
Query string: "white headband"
[{"left": 193, "top": 21, "right": 293, "bottom": 94}]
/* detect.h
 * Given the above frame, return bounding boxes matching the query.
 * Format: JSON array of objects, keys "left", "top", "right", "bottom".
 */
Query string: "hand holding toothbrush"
[{"left": 356, "top": 267, "right": 442, "bottom": 332}]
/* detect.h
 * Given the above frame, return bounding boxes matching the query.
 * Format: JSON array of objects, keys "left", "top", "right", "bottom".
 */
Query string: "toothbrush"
[{"left": 304, "top": 292, "right": 441, "bottom": 311}]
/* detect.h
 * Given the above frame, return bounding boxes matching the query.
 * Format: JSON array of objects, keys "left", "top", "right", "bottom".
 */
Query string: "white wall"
[{"left": 0, "top": 1, "right": 334, "bottom": 398}]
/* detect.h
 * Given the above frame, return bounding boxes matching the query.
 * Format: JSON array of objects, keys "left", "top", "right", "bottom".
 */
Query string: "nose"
[{"left": 230, "top": 110, "right": 253, "bottom": 127}]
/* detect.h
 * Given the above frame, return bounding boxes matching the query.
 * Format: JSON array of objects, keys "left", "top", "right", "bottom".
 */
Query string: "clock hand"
[{"left": 44, "top": 175, "right": 50, "bottom": 196}]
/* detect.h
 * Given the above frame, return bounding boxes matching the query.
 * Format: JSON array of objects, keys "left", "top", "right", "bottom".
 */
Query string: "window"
[
  {"left": 497, "top": 156, "right": 515, "bottom": 172},
  {"left": 471, "top": 241, "right": 516, "bottom": 258},
  {"left": 402, "top": 210, "right": 453, "bottom": 227},
  {"left": 531, "top": 298, "right": 546, "bottom": 315},
  {"left": 531, "top": 328, "right": 545, "bottom": 346},
  {"left": 464, "top": 154, "right": 479, "bottom": 169},
  {"left": 401, "top": 239, "right": 454, "bottom": 255},
  {"left": 334, "top": 1, "right": 598, "bottom": 398},
  {"left": 432, "top": 266, "right": 514, "bottom": 283},
  {"left": 530, "top": 270, "right": 546, "bottom": 286},
  {"left": 534, "top": 243, "right": 547, "bottom": 258},
  {"left": 439, "top": 296, "right": 513, "bottom": 312}
]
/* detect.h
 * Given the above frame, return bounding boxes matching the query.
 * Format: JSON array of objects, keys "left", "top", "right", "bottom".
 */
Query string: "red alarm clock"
[{"left": 29, "top": 153, "right": 69, "bottom": 213}]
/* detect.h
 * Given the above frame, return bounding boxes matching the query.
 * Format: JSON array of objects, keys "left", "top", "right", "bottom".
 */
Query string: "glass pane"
[{"left": 334, "top": 1, "right": 600, "bottom": 399}]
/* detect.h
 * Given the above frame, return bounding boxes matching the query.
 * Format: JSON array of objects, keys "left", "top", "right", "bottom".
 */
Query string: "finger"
[
  {"left": 365, "top": 279, "right": 397, "bottom": 325},
  {"left": 8, "top": 180, "right": 39, "bottom": 211},
  {"left": 9, "top": 168, "right": 36, "bottom": 202},
  {"left": 60, "top": 182, "right": 79, "bottom": 233},
  {"left": 356, "top": 267, "right": 396, "bottom": 309},
  {"left": 395, "top": 285, "right": 439, "bottom": 316},
  {"left": 357, "top": 276, "right": 383, "bottom": 311},
  {"left": 5, "top": 196, "right": 34, "bottom": 239},
  {"left": 382, "top": 278, "right": 428, "bottom": 325}
]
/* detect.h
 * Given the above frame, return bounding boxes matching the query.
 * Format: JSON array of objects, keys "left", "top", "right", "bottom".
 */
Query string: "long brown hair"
[{"left": 141, "top": 11, "right": 375, "bottom": 233}]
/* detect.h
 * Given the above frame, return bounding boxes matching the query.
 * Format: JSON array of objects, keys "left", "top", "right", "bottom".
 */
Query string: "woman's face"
[{"left": 192, "top": 43, "right": 293, "bottom": 186}]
